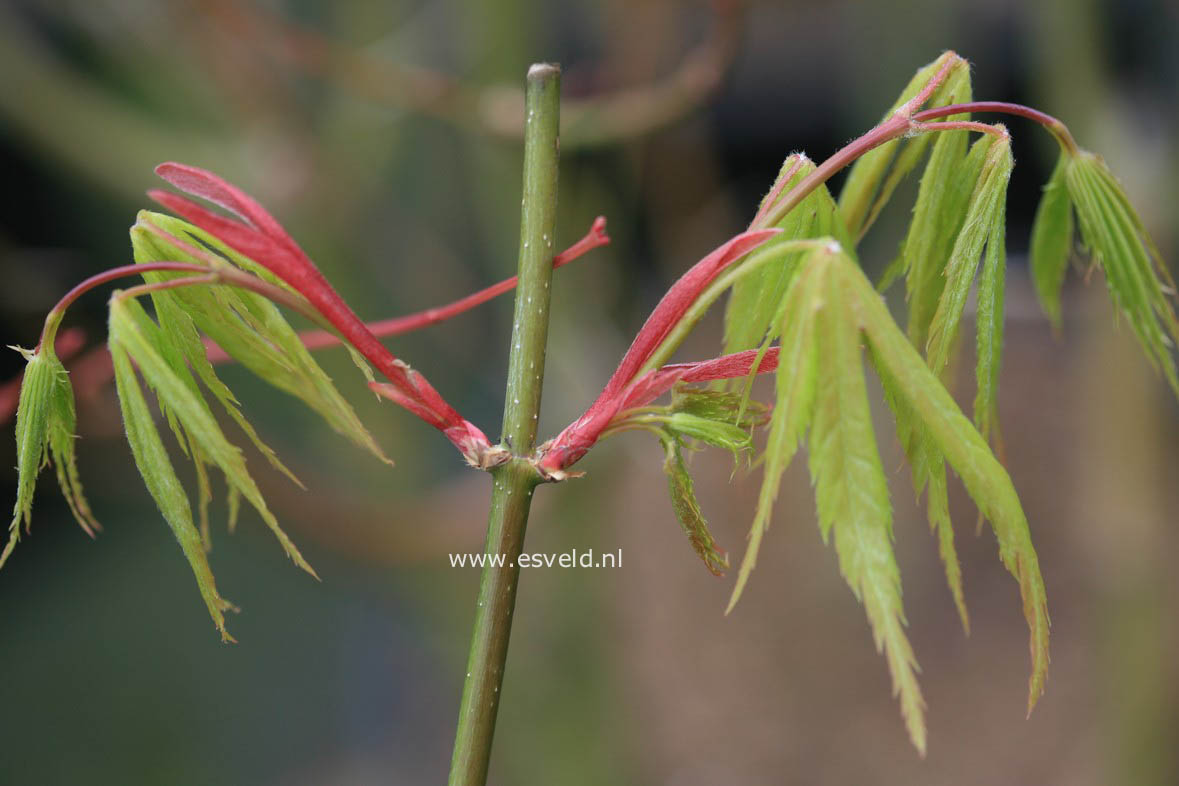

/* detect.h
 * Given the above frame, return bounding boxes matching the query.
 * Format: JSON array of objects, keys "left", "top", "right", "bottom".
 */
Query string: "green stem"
[{"left": 448, "top": 63, "right": 561, "bottom": 786}]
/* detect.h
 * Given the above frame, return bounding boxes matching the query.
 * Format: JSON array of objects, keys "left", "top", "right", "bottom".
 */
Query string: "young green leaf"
[
  {"left": 859, "top": 61, "right": 974, "bottom": 237},
  {"left": 147, "top": 275, "right": 302, "bottom": 488},
  {"left": 926, "top": 131, "right": 1012, "bottom": 378},
  {"left": 838, "top": 51, "right": 970, "bottom": 239},
  {"left": 665, "top": 413, "right": 752, "bottom": 457},
  {"left": 1029, "top": 154, "right": 1075, "bottom": 330},
  {"left": 110, "top": 337, "right": 237, "bottom": 641},
  {"left": 2, "top": 345, "right": 98, "bottom": 569},
  {"left": 974, "top": 200, "right": 1007, "bottom": 445},
  {"left": 1064, "top": 153, "right": 1179, "bottom": 394},
  {"left": 3, "top": 347, "right": 55, "bottom": 568},
  {"left": 727, "top": 249, "right": 826, "bottom": 611},
  {"left": 870, "top": 349, "right": 968, "bottom": 632},
  {"left": 661, "top": 433, "right": 729, "bottom": 576},
  {"left": 133, "top": 212, "right": 391, "bottom": 463},
  {"left": 849, "top": 258, "right": 1050, "bottom": 714},
  {"left": 724, "top": 157, "right": 849, "bottom": 358},
  {"left": 109, "top": 296, "right": 317, "bottom": 580},
  {"left": 669, "top": 384, "right": 769, "bottom": 428},
  {"left": 899, "top": 115, "right": 989, "bottom": 351},
  {"left": 808, "top": 256, "right": 925, "bottom": 754}
]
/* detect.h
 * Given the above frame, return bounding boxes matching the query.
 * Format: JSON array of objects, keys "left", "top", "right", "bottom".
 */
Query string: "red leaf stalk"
[
  {"left": 150, "top": 163, "right": 489, "bottom": 460},
  {"left": 536, "top": 229, "right": 779, "bottom": 474}
]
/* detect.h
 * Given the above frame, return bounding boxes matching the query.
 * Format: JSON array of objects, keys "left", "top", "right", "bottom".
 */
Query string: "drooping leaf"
[
  {"left": 726, "top": 158, "right": 852, "bottom": 359},
  {"left": 1064, "top": 153, "right": 1179, "bottom": 394},
  {"left": 883, "top": 126, "right": 1007, "bottom": 628},
  {"left": 1029, "top": 154, "right": 1075, "bottom": 330},
  {"left": 859, "top": 60, "right": 974, "bottom": 237},
  {"left": 870, "top": 347, "right": 968, "bottom": 632},
  {"left": 974, "top": 199, "right": 1007, "bottom": 445},
  {"left": 108, "top": 296, "right": 317, "bottom": 579},
  {"left": 661, "top": 433, "right": 729, "bottom": 576},
  {"left": 838, "top": 51, "right": 971, "bottom": 239},
  {"left": 807, "top": 256, "right": 925, "bottom": 754},
  {"left": 926, "top": 132, "right": 1012, "bottom": 377},
  {"left": 900, "top": 113, "right": 989, "bottom": 351},
  {"left": 132, "top": 212, "right": 391, "bottom": 463},
  {"left": 3, "top": 347, "right": 54, "bottom": 568},
  {"left": 147, "top": 272, "right": 302, "bottom": 489},
  {"left": 727, "top": 249, "right": 826, "bottom": 611},
  {"left": 849, "top": 257, "right": 1050, "bottom": 714},
  {"left": 2, "top": 344, "right": 98, "bottom": 569},
  {"left": 46, "top": 351, "right": 99, "bottom": 538},
  {"left": 110, "top": 337, "right": 236, "bottom": 641}
]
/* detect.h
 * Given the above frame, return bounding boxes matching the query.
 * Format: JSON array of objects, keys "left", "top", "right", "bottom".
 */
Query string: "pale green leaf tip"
[{"left": 724, "top": 571, "right": 749, "bottom": 615}]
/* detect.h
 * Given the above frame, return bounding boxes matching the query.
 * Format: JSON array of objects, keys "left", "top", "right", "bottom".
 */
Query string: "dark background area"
[{"left": 2, "top": 1, "right": 1177, "bottom": 783}]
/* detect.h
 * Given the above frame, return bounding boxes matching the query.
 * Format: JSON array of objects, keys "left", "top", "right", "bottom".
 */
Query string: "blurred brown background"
[{"left": 2, "top": 0, "right": 1177, "bottom": 783}]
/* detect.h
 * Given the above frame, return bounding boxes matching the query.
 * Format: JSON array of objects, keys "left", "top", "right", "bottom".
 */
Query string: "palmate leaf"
[
  {"left": 1063, "top": 154, "right": 1179, "bottom": 394},
  {"left": 133, "top": 212, "right": 390, "bottom": 463},
  {"left": 2, "top": 344, "right": 98, "bottom": 568},
  {"left": 108, "top": 296, "right": 316, "bottom": 579},
  {"left": 110, "top": 336, "right": 237, "bottom": 641},
  {"left": 730, "top": 245, "right": 1049, "bottom": 751},
  {"left": 669, "top": 384, "right": 768, "bottom": 428},
  {"left": 1029, "top": 154, "right": 1075, "bottom": 330},
  {"left": 897, "top": 114, "right": 989, "bottom": 350},
  {"left": 974, "top": 198, "right": 1007, "bottom": 445},
  {"left": 1028, "top": 149, "right": 1178, "bottom": 393},
  {"left": 838, "top": 51, "right": 972, "bottom": 240},
  {"left": 848, "top": 255, "right": 1050, "bottom": 716},
  {"left": 807, "top": 255, "right": 926, "bottom": 753},
  {"left": 728, "top": 247, "right": 825, "bottom": 609},
  {"left": 661, "top": 433, "right": 729, "bottom": 576},
  {"left": 925, "top": 132, "right": 1013, "bottom": 377},
  {"left": 875, "top": 122, "right": 983, "bottom": 631},
  {"left": 613, "top": 386, "right": 763, "bottom": 576},
  {"left": 871, "top": 349, "right": 969, "bottom": 631},
  {"left": 876, "top": 129, "right": 1011, "bottom": 631},
  {"left": 724, "top": 156, "right": 850, "bottom": 359}
]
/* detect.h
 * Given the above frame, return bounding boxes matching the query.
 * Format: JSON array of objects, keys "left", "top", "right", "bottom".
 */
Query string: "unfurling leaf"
[
  {"left": 730, "top": 246, "right": 1048, "bottom": 750},
  {"left": 110, "top": 337, "right": 236, "bottom": 641},
  {"left": 974, "top": 199, "right": 1007, "bottom": 445},
  {"left": 1064, "top": 153, "right": 1179, "bottom": 394},
  {"left": 1029, "top": 154, "right": 1075, "bottom": 330},
  {"left": 665, "top": 413, "right": 752, "bottom": 458},
  {"left": 926, "top": 131, "right": 1012, "bottom": 377},
  {"left": 108, "top": 296, "right": 317, "bottom": 580},
  {"left": 2, "top": 344, "right": 97, "bottom": 569},
  {"left": 838, "top": 51, "right": 972, "bottom": 239},
  {"left": 4, "top": 347, "right": 54, "bottom": 567},
  {"left": 728, "top": 249, "right": 825, "bottom": 611},
  {"left": 871, "top": 351, "right": 969, "bottom": 632},
  {"left": 808, "top": 255, "right": 926, "bottom": 753},
  {"left": 898, "top": 112, "right": 989, "bottom": 351},
  {"left": 725, "top": 157, "right": 851, "bottom": 360},
  {"left": 661, "top": 433, "right": 729, "bottom": 576},
  {"left": 850, "top": 258, "right": 1050, "bottom": 715},
  {"left": 133, "top": 212, "right": 391, "bottom": 464},
  {"left": 669, "top": 385, "right": 769, "bottom": 430}
]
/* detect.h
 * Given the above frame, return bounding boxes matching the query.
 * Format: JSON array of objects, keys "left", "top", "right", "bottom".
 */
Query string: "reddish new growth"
[
  {"left": 535, "top": 228, "right": 780, "bottom": 477},
  {"left": 150, "top": 163, "right": 493, "bottom": 463},
  {"left": 146, "top": 164, "right": 619, "bottom": 469}
]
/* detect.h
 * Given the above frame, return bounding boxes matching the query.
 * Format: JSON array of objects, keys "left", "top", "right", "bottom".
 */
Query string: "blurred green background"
[{"left": 2, "top": 0, "right": 1177, "bottom": 783}]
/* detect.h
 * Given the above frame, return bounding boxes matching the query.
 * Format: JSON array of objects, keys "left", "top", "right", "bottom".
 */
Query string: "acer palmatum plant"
[{"left": 5, "top": 54, "right": 1178, "bottom": 783}]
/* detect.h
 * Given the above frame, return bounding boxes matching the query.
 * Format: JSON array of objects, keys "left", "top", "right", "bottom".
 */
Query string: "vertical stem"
[{"left": 448, "top": 63, "right": 561, "bottom": 786}]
